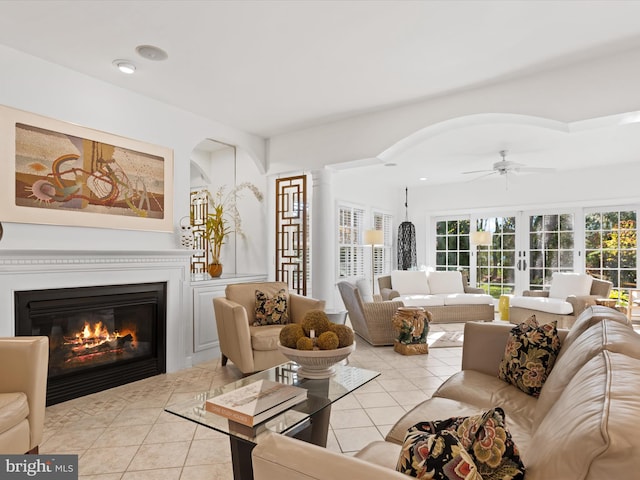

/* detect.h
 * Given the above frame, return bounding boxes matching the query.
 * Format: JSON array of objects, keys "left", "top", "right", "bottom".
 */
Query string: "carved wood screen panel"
[
  {"left": 275, "top": 175, "right": 308, "bottom": 295},
  {"left": 190, "top": 190, "right": 208, "bottom": 274}
]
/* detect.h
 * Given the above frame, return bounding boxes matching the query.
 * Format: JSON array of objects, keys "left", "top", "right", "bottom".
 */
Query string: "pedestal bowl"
[{"left": 277, "top": 342, "right": 355, "bottom": 379}]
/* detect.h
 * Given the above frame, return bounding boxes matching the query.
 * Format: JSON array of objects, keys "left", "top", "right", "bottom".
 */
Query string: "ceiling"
[{"left": 1, "top": 1, "right": 640, "bottom": 185}]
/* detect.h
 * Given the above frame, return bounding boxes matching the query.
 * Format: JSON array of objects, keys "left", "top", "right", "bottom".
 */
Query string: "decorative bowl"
[{"left": 277, "top": 342, "right": 356, "bottom": 379}]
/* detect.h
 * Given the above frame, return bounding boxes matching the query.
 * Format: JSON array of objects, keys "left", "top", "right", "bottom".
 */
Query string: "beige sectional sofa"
[
  {"left": 251, "top": 306, "right": 640, "bottom": 480},
  {"left": 378, "top": 270, "right": 494, "bottom": 322}
]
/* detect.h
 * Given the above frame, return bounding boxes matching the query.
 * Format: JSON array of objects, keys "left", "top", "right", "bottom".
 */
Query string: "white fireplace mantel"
[
  {"left": 0, "top": 249, "right": 195, "bottom": 265},
  {"left": 0, "top": 249, "right": 195, "bottom": 373}
]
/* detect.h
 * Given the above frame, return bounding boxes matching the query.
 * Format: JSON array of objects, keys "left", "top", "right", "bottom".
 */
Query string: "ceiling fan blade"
[
  {"left": 516, "top": 167, "right": 556, "bottom": 173},
  {"left": 466, "top": 171, "right": 496, "bottom": 182},
  {"left": 462, "top": 169, "right": 493, "bottom": 175}
]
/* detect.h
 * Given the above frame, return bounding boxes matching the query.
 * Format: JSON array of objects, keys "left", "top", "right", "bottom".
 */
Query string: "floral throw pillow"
[
  {"left": 397, "top": 429, "right": 482, "bottom": 480},
  {"left": 498, "top": 315, "right": 561, "bottom": 397},
  {"left": 254, "top": 289, "right": 289, "bottom": 326},
  {"left": 404, "top": 408, "right": 525, "bottom": 480}
]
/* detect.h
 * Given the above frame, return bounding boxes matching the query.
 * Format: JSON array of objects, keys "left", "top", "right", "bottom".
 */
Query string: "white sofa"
[
  {"left": 509, "top": 272, "right": 612, "bottom": 329},
  {"left": 251, "top": 306, "right": 640, "bottom": 480},
  {"left": 378, "top": 270, "right": 494, "bottom": 322}
]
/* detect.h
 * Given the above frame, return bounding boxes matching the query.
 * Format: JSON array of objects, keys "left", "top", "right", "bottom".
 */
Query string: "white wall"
[{"left": 0, "top": 44, "right": 267, "bottom": 256}]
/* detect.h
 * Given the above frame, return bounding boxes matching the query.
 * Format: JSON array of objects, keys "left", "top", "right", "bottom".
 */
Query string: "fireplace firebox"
[{"left": 15, "top": 282, "right": 166, "bottom": 405}]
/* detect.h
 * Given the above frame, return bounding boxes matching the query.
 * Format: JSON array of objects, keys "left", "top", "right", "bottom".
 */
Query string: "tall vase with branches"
[{"left": 203, "top": 182, "right": 263, "bottom": 276}]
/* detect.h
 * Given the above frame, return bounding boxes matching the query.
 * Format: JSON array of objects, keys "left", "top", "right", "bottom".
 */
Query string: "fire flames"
[{"left": 64, "top": 321, "right": 137, "bottom": 358}]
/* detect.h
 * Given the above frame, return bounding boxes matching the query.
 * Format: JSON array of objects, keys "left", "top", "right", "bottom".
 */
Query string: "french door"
[
  {"left": 473, "top": 214, "right": 518, "bottom": 297},
  {"left": 472, "top": 209, "right": 580, "bottom": 297},
  {"left": 438, "top": 206, "right": 637, "bottom": 299}
]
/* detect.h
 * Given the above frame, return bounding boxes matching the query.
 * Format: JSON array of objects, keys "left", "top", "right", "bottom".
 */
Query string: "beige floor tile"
[
  {"left": 41, "top": 427, "right": 105, "bottom": 453},
  {"left": 355, "top": 379, "right": 386, "bottom": 393},
  {"left": 377, "top": 423, "right": 393, "bottom": 438},
  {"left": 193, "top": 424, "right": 229, "bottom": 440},
  {"left": 331, "top": 394, "right": 361, "bottom": 410},
  {"left": 111, "top": 407, "right": 163, "bottom": 427},
  {"left": 325, "top": 428, "right": 340, "bottom": 452},
  {"left": 426, "top": 364, "right": 464, "bottom": 377},
  {"left": 128, "top": 441, "right": 190, "bottom": 471},
  {"left": 419, "top": 387, "right": 439, "bottom": 398},
  {"left": 180, "top": 464, "right": 234, "bottom": 480},
  {"left": 364, "top": 405, "right": 407, "bottom": 426},
  {"left": 121, "top": 468, "right": 181, "bottom": 480},
  {"left": 184, "top": 439, "right": 232, "bottom": 465},
  {"left": 78, "top": 473, "right": 124, "bottom": 480},
  {"left": 333, "top": 425, "right": 384, "bottom": 453},
  {"left": 370, "top": 368, "right": 406, "bottom": 380},
  {"left": 378, "top": 378, "right": 416, "bottom": 392},
  {"left": 405, "top": 375, "right": 448, "bottom": 389},
  {"left": 80, "top": 445, "right": 139, "bottom": 475},
  {"left": 329, "top": 408, "right": 374, "bottom": 429},
  {"left": 354, "top": 391, "right": 399, "bottom": 408},
  {"left": 125, "top": 392, "right": 173, "bottom": 409},
  {"left": 156, "top": 410, "right": 190, "bottom": 424},
  {"left": 143, "top": 421, "right": 197, "bottom": 444},
  {"left": 388, "top": 389, "right": 430, "bottom": 408},
  {"left": 93, "top": 424, "right": 152, "bottom": 448}
]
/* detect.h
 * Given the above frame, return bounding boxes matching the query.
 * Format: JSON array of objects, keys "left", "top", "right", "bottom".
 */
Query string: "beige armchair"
[
  {"left": 0, "top": 336, "right": 49, "bottom": 454},
  {"left": 337, "top": 281, "right": 402, "bottom": 346},
  {"left": 213, "top": 282, "right": 325, "bottom": 375}
]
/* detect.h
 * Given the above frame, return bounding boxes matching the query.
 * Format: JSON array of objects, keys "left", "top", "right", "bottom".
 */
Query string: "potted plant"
[{"left": 201, "top": 182, "right": 263, "bottom": 277}]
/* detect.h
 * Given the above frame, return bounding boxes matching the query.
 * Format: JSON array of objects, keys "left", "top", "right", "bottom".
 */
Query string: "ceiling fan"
[{"left": 462, "top": 150, "right": 555, "bottom": 180}]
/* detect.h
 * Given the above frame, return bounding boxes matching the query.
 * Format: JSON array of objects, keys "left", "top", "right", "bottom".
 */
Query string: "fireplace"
[{"left": 15, "top": 282, "right": 166, "bottom": 405}]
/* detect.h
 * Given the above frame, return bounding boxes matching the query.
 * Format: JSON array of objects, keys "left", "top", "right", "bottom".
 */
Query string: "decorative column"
[{"left": 311, "top": 168, "right": 336, "bottom": 310}]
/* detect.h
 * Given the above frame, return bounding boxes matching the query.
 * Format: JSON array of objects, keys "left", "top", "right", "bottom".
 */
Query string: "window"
[
  {"left": 432, "top": 207, "right": 638, "bottom": 301},
  {"left": 476, "top": 216, "right": 516, "bottom": 298},
  {"left": 338, "top": 204, "right": 365, "bottom": 278},
  {"left": 585, "top": 209, "right": 637, "bottom": 301},
  {"left": 528, "top": 213, "right": 575, "bottom": 290},
  {"left": 372, "top": 211, "right": 393, "bottom": 277},
  {"left": 435, "top": 218, "right": 470, "bottom": 274}
]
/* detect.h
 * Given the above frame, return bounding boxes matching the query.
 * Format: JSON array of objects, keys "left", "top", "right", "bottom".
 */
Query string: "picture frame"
[{"left": 0, "top": 105, "right": 174, "bottom": 232}]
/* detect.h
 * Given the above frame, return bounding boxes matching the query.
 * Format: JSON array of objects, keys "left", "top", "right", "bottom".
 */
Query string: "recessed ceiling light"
[
  {"left": 419, "top": 177, "right": 427, "bottom": 181},
  {"left": 113, "top": 60, "right": 136, "bottom": 74},
  {"left": 136, "top": 45, "right": 168, "bottom": 61}
]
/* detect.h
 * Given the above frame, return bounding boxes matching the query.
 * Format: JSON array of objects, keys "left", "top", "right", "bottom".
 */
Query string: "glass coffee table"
[{"left": 165, "top": 361, "right": 379, "bottom": 480}]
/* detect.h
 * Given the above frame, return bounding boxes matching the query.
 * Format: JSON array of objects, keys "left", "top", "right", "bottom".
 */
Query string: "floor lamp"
[
  {"left": 364, "top": 229, "right": 384, "bottom": 294},
  {"left": 470, "top": 230, "right": 492, "bottom": 289},
  {"left": 470, "top": 231, "right": 492, "bottom": 247}
]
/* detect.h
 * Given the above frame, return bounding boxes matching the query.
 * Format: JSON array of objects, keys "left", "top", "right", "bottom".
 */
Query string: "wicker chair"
[{"left": 337, "top": 281, "right": 402, "bottom": 346}]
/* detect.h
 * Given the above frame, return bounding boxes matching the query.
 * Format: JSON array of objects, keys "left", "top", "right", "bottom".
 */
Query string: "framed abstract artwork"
[{"left": 0, "top": 105, "right": 174, "bottom": 232}]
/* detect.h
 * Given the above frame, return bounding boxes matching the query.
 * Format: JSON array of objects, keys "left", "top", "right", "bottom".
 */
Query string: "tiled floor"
[{"left": 41, "top": 323, "right": 464, "bottom": 480}]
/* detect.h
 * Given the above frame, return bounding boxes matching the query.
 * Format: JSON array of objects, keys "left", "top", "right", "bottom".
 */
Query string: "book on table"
[{"left": 205, "top": 379, "right": 307, "bottom": 427}]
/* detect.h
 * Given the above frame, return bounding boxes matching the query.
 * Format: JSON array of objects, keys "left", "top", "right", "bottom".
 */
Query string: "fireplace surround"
[{"left": 15, "top": 282, "right": 167, "bottom": 405}]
